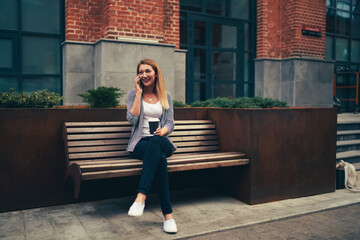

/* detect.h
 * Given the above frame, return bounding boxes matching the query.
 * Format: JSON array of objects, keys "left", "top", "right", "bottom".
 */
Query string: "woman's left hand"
[{"left": 154, "top": 127, "right": 168, "bottom": 136}]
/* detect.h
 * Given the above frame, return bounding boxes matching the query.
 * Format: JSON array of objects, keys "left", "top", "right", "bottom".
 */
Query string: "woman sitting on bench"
[{"left": 126, "top": 59, "right": 178, "bottom": 234}]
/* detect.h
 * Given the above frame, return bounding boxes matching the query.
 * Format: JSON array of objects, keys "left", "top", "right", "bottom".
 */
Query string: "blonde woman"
[{"left": 126, "top": 59, "right": 178, "bottom": 233}]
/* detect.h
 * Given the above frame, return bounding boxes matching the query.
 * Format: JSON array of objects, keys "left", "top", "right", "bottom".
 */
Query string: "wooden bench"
[{"left": 63, "top": 120, "right": 250, "bottom": 198}]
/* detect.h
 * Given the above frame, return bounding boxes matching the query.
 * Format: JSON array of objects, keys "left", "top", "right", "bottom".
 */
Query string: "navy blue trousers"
[{"left": 130, "top": 136, "right": 173, "bottom": 215}]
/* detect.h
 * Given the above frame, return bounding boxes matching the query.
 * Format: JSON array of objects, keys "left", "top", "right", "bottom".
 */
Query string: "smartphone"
[{"left": 138, "top": 75, "right": 144, "bottom": 89}]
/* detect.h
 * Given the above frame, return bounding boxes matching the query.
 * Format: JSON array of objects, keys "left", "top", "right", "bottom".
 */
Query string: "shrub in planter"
[
  {"left": 0, "top": 88, "right": 63, "bottom": 108},
  {"left": 78, "top": 86, "right": 124, "bottom": 108},
  {"left": 190, "top": 97, "right": 288, "bottom": 108},
  {"left": 173, "top": 99, "right": 187, "bottom": 107}
]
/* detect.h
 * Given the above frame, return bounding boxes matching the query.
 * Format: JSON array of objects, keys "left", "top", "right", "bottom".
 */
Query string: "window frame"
[
  {"left": 326, "top": 0, "right": 360, "bottom": 71},
  {"left": 0, "top": 31, "right": 19, "bottom": 74},
  {"left": 0, "top": 0, "right": 64, "bottom": 94}
]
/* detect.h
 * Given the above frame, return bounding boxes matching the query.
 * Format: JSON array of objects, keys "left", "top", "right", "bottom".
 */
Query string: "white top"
[{"left": 142, "top": 100, "right": 162, "bottom": 137}]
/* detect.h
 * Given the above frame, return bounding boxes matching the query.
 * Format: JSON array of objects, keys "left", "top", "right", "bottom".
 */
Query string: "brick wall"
[
  {"left": 65, "top": 0, "right": 102, "bottom": 42},
  {"left": 65, "top": 0, "right": 180, "bottom": 48},
  {"left": 257, "top": 0, "right": 326, "bottom": 59}
]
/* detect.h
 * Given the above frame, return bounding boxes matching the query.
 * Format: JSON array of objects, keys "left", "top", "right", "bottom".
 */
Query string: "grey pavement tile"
[
  {"left": 0, "top": 236, "right": 26, "bottom": 240},
  {"left": 0, "top": 211, "right": 26, "bottom": 239},
  {"left": 305, "top": 194, "right": 333, "bottom": 202}
]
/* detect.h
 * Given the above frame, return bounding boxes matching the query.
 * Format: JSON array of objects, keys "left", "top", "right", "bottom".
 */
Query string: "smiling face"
[{"left": 138, "top": 64, "right": 156, "bottom": 89}]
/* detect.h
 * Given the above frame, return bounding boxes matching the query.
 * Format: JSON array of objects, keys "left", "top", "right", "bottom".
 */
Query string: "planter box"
[
  {"left": 0, "top": 107, "right": 337, "bottom": 212},
  {"left": 205, "top": 108, "right": 337, "bottom": 204}
]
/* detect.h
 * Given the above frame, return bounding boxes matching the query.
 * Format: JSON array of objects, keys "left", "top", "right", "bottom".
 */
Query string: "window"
[
  {"left": 0, "top": 0, "right": 18, "bottom": 31},
  {"left": 0, "top": 0, "right": 64, "bottom": 93},
  {"left": 351, "top": 39, "right": 360, "bottom": 62},
  {"left": 180, "top": 0, "right": 255, "bottom": 102},
  {"left": 326, "top": 0, "right": 360, "bottom": 71}
]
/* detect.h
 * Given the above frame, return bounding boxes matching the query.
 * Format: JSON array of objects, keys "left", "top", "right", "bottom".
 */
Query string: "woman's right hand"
[
  {"left": 130, "top": 74, "right": 143, "bottom": 116},
  {"left": 134, "top": 74, "right": 143, "bottom": 94}
]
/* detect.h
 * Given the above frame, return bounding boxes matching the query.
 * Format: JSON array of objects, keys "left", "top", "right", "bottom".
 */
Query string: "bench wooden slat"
[
  {"left": 169, "top": 130, "right": 217, "bottom": 136},
  {"left": 69, "top": 140, "right": 219, "bottom": 153},
  {"left": 175, "top": 145, "right": 220, "bottom": 153},
  {"left": 69, "top": 151, "right": 130, "bottom": 159},
  {"left": 67, "top": 133, "right": 131, "bottom": 140},
  {"left": 171, "top": 151, "right": 245, "bottom": 158},
  {"left": 65, "top": 122, "right": 131, "bottom": 127},
  {"left": 81, "top": 161, "right": 143, "bottom": 172},
  {"left": 174, "top": 120, "right": 213, "bottom": 124},
  {"left": 68, "top": 139, "right": 129, "bottom": 147},
  {"left": 81, "top": 159, "right": 249, "bottom": 180},
  {"left": 174, "top": 140, "right": 219, "bottom": 147},
  {"left": 73, "top": 158, "right": 139, "bottom": 165},
  {"left": 82, "top": 168, "right": 143, "bottom": 180},
  {"left": 169, "top": 135, "right": 218, "bottom": 142},
  {"left": 80, "top": 154, "right": 248, "bottom": 173},
  {"left": 72, "top": 152, "right": 246, "bottom": 166},
  {"left": 68, "top": 125, "right": 214, "bottom": 134},
  {"left": 66, "top": 127, "right": 132, "bottom": 133},
  {"left": 173, "top": 124, "right": 215, "bottom": 130},
  {"left": 68, "top": 145, "right": 127, "bottom": 153},
  {"left": 168, "top": 159, "right": 249, "bottom": 172}
]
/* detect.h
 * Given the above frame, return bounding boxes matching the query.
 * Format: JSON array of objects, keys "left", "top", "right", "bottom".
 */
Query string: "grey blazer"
[{"left": 126, "top": 89, "right": 177, "bottom": 153}]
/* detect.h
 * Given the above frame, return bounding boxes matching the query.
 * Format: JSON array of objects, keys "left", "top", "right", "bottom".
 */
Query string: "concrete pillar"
[
  {"left": 62, "top": 39, "right": 186, "bottom": 105},
  {"left": 255, "top": 58, "right": 334, "bottom": 107}
]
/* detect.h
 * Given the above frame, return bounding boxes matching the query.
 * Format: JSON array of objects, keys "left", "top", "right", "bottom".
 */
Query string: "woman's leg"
[
  {"left": 136, "top": 136, "right": 173, "bottom": 195},
  {"left": 131, "top": 136, "right": 173, "bottom": 199},
  {"left": 130, "top": 137, "right": 177, "bottom": 232},
  {"left": 153, "top": 152, "right": 173, "bottom": 216}
]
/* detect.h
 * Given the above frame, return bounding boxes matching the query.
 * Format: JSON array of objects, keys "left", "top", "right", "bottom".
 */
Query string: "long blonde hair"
[{"left": 137, "top": 59, "right": 170, "bottom": 110}]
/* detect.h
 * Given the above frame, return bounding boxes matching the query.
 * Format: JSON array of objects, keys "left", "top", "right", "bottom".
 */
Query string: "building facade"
[{"left": 0, "top": 0, "right": 359, "bottom": 107}]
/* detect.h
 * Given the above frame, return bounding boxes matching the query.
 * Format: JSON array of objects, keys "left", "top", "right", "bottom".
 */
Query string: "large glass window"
[
  {"left": 230, "top": 0, "right": 250, "bottom": 19},
  {"left": 0, "top": 0, "right": 18, "bottom": 30},
  {"left": 0, "top": 39, "right": 13, "bottom": 69},
  {"left": 352, "top": 13, "right": 360, "bottom": 36},
  {"left": 180, "top": 0, "right": 254, "bottom": 103},
  {"left": 326, "top": 0, "right": 360, "bottom": 65},
  {"left": 328, "top": 0, "right": 360, "bottom": 112},
  {"left": 0, "top": 77, "right": 18, "bottom": 92},
  {"left": 22, "top": 36, "right": 61, "bottom": 74},
  {"left": 0, "top": 0, "right": 63, "bottom": 94},
  {"left": 336, "top": 38, "right": 350, "bottom": 61},
  {"left": 22, "top": 0, "right": 61, "bottom": 34},
  {"left": 351, "top": 39, "right": 360, "bottom": 61},
  {"left": 212, "top": 24, "right": 237, "bottom": 48}
]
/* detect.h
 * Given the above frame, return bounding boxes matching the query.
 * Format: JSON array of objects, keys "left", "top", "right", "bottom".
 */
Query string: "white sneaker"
[
  {"left": 128, "top": 202, "right": 145, "bottom": 217},
  {"left": 163, "top": 219, "right": 178, "bottom": 233}
]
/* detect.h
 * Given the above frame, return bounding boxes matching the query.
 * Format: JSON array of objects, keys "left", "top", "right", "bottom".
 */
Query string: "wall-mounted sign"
[{"left": 301, "top": 25, "right": 322, "bottom": 37}]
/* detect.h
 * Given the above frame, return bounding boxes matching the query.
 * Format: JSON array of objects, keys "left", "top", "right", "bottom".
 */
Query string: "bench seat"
[{"left": 63, "top": 120, "right": 249, "bottom": 198}]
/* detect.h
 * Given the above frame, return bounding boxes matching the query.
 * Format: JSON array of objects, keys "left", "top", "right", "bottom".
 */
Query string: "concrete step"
[
  {"left": 337, "top": 130, "right": 360, "bottom": 141},
  {"left": 336, "top": 114, "right": 360, "bottom": 170},
  {"left": 336, "top": 139, "right": 360, "bottom": 152},
  {"left": 337, "top": 122, "right": 360, "bottom": 131},
  {"left": 337, "top": 113, "right": 360, "bottom": 131},
  {"left": 336, "top": 150, "right": 360, "bottom": 170}
]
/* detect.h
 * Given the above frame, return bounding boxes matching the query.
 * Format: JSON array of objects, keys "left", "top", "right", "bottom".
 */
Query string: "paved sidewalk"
[
  {"left": 187, "top": 203, "right": 360, "bottom": 240},
  {"left": 0, "top": 187, "right": 359, "bottom": 240}
]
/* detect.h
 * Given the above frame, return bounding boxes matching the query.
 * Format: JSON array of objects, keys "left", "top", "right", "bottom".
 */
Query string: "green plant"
[
  {"left": 0, "top": 88, "right": 63, "bottom": 108},
  {"left": 173, "top": 99, "right": 187, "bottom": 107},
  {"left": 190, "top": 97, "right": 288, "bottom": 108},
  {"left": 78, "top": 86, "right": 124, "bottom": 108}
]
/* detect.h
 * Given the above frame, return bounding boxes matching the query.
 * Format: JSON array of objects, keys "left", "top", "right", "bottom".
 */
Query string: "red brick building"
[{"left": 1, "top": 0, "right": 359, "bottom": 108}]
